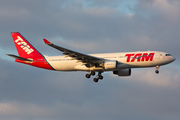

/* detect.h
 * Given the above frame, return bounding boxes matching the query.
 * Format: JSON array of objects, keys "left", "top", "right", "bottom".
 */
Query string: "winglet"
[{"left": 43, "top": 39, "right": 51, "bottom": 44}]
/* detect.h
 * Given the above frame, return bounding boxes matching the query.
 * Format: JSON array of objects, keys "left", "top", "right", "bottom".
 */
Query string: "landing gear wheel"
[
  {"left": 86, "top": 74, "right": 91, "bottom": 78},
  {"left": 155, "top": 70, "right": 159, "bottom": 74},
  {"left": 98, "top": 75, "right": 103, "bottom": 80},
  {"left": 91, "top": 71, "right": 95, "bottom": 76},
  {"left": 93, "top": 78, "right": 98, "bottom": 82}
]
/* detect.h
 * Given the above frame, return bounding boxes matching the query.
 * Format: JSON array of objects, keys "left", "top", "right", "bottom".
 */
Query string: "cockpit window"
[{"left": 165, "top": 54, "right": 172, "bottom": 56}]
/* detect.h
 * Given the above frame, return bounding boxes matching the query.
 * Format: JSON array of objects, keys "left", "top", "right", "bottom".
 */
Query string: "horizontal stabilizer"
[{"left": 6, "top": 54, "right": 32, "bottom": 62}]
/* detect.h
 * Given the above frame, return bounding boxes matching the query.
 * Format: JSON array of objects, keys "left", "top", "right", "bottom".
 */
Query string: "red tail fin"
[
  {"left": 11, "top": 32, "right": 42, "bottom": 58},
  {"left": 10, "top": 32, "right": 54, "bottom": 70}
]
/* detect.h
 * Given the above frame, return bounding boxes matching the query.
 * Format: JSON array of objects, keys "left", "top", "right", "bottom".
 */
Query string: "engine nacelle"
[
  {"left": 104, "top": 60, "right": 118, "bottom": 70},
  {"left": 113, "top": 69, "right": 131, "bottom": 76}
]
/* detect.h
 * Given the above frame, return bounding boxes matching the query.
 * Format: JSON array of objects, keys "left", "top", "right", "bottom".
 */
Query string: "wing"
[{"left": 43, "top": 39, "right": 105, "bottom": 67}]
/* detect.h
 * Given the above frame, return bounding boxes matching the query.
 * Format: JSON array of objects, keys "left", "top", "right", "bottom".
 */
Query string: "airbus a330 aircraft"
[{"left": 7, "top": 32, "right": 175, "bottom": 82}]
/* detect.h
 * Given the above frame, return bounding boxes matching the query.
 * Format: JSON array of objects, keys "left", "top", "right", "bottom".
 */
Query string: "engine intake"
[{"left": 113, "top": 69, "right": 131, "bottom": 76}]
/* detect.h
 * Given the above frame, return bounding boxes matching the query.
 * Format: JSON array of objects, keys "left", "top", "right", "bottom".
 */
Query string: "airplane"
[{"left": 7, "top": 32, "right": 176, "bottom": 82}]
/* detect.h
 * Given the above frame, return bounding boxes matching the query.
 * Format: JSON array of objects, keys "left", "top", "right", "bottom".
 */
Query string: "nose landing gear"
[
  {"left": 155, "top": 70, "right": 159, "bottom": 74},
  {"left": 155, "top": 66, "right": 159, "bottom": 74}
]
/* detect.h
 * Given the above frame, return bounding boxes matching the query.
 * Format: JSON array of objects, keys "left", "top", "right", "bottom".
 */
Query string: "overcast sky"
[{"left": 0, "top": 0, "right": 180, "bottom": 120}]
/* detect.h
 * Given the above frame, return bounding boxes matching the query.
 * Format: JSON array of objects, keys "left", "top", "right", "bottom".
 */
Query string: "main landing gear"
[
  {"left": 85, "top": 71, "right": 103, "bottom": 82},
  {"left": 85, "top": 71, "right": 95, "bottom": 78},
  {"left": 155, "top": 66, "right": 159, "bottom": 74}
]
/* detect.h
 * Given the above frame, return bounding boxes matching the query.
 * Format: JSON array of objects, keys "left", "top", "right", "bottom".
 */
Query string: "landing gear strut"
[{"left": 155, "top": 66, "right": 159, "bottom": 74}]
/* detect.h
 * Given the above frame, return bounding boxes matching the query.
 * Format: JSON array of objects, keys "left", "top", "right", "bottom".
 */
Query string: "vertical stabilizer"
[
  {"left": 10, "top": 32, "right": 54, "bottom": 70},
  {"left": 11, "top": 32, "right": 42, "bottom": 58}
]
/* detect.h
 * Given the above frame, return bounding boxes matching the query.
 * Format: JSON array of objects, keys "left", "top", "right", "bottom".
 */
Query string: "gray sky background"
[{"left": 0, "top": 0, "right": 180, "bottom": 120}]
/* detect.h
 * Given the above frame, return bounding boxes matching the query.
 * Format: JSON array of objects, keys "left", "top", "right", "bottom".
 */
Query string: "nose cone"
[
  {"left": 165, "top": 57, "right": 175, "bottom": 65},
  {"left": 161, "top": 53, "right": 175, "bottom": 65},
  {"left": 172, "top": 57, "right": 176, "bottom": 62}
]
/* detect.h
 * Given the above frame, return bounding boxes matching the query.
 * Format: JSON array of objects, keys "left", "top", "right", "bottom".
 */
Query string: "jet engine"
[
  {"left": 104, "top": 60, "right": 118, "bottom": 70},
  {"left": 113, "top": 69, "right": 131, "bottom": 76}
]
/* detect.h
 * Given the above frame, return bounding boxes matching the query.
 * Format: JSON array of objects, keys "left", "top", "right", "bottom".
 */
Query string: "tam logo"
[
  {"left": 125, "top": 53, "right": 155, "bottom": 62},
  {"left": 15, "top": 36, "right": 34, "bottom": 54}
]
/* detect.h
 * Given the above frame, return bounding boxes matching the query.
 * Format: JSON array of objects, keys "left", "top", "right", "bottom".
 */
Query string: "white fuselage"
[
  {"left": 44, "top": 51, "right": 175, "bottom": 72},
  {"left": 9, "top": 32, "right": 176, "bottom": 82}
]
